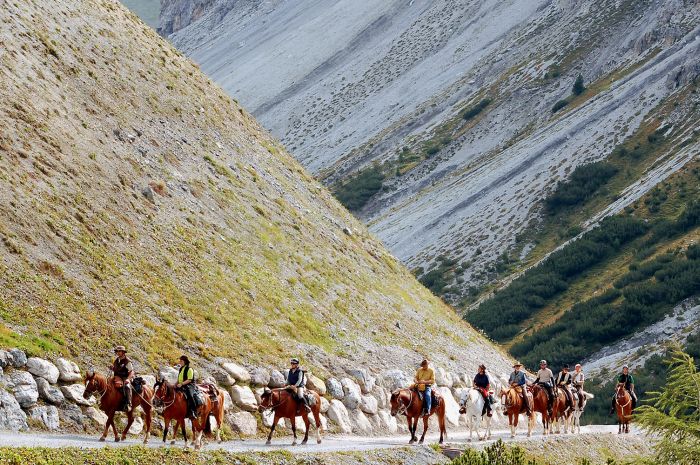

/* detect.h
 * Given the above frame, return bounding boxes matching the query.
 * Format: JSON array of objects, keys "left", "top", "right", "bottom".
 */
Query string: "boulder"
[
  {"left": 377, "top": 410, "right": 398, "bottom": 433},
  {"left": 9, "top": 370, "right": 38, "bottom": 407},
  {"left": 55, "top": 358, "right": 82, "bottom": 383},
  {"left": 35, "top": 377, "right": 65, "bottom": 405},
  {"left": 326, "top": 378, "right": 344, "bottom": 399},
  {"left": 59, "top": 403, "right": 86, "bottom": 426},
  {"left": 347, "top": 368, "right": 375, "bottom": 394},
  {"left": 435, "top": 367, "right": 453, "bottom": 388},
  {"left": 140, "top": 374, "right": 157, "bottom": 388},
  {"left": 268, "top": 370, "right": 285, "bottom": 388},
  {"left": 326, "top": 399, "right": 351, "bottom": 434},
  {"left": 123, "top": 416, "right": 143, "bottom": 435},
  {"left": 29, "top": 405, "right": 60, "bottom": 430},
  {"left": 85, "top": 406, "right": 108, "bottom": 426},
  {"left": 437, "top": 386, "right": 460, "bottom": 426},
  {"left": 9, "top": 349, "right": 27, "bottom": 368},
  {"left": 212, "top": 370, "right": 235, "bottom": 387},
  {"left": 372, "top": 385, "right": 390, "bottom": 409},
  {"left": 340, "top": 377, "right": 361, "bottom": 410},
  {"left": 348, "top": 409, "right": 372, "bottom": 434},
  {"left": 380, "top": 370, "right": 410, "bottom": 392},
  {"left": 27, "top": 358, "right": 60, "bottom": 384},
  {"left": 0, "top": 350, "right": 11, "bottom": 368},
  {"left": 60, "top": 384, "right": 93, "bottom": 406},
  {"left": 359, "top": 395, "right": 378, "bottom": 415},
  {"left": 222, "top": 362, "right": 251, "bottom": 383},
  {"left": 158, "top": 366, "right": 178, "bottom": 384},
  {"left": 227, "top": 411, "right": 257, "bottom": 436},
  {"left": 222, "top": 389, "right": 233, "bottom": 411},
  {"left": 319, "top": 396, "right": 330, "bottom": 414},
  {"left": 0, "top": 389, "right": 28, "bottom": 431},
  {"left": 306, "top": 373, "right": 326, "bottom": 395},
  {"left": 230, "top": 385, "right": 257, "bottom": 411},
  {"left": 249, "top": 367, "right": 270, "bottom": 387}
]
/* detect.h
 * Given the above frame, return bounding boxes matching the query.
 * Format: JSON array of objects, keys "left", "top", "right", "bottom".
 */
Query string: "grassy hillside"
[{"left": 0, "top": 0, "right": 512, "bottom": 375}]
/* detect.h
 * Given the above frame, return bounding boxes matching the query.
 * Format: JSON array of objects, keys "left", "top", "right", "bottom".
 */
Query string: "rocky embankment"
[{"left": 0, "top": 347, "right": 509, "bottom": 437}]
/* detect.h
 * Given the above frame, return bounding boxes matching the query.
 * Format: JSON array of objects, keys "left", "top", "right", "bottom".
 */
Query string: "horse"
[
  {"left": 499, "top": 386, "right": 534, "bottom": 438},
  {"left": 614, "top": 382, "right": 632, "bottom": 434},
  {"left": 389, "top": 388, "right": 447, "bottom": 444},
  {"left": 152, "top": 379, "right": 225, "bottom": 450},
  {"left": 459, "top": 388, "right": 497, "bottom": 441},
  {"left": 531, "top": 384, "right": 568, "bottom": 434},
  {"left": 258, "top": 388, "right": 323, "bottom": 446},
  {"left": 82, "top": 370, "right": 153, "bottom": 443},
  {"left": 568, "top": 388, "right": 594, "bottom": 433}
]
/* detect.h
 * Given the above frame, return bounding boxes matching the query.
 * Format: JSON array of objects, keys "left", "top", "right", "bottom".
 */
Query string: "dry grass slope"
[{"left": 0, "top": 0, "right": 511, "bottom": 376}]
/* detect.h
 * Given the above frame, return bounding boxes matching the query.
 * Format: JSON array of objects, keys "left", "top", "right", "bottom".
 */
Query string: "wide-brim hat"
[
  {"left": 513, "top": 362, "right": 522, "bottom": 368},
  {"left": 290, "top": 358, "right": 299, "bottom": 364},
  {"left": 114, "top": 345, "right": 127, "bottom": 353}
]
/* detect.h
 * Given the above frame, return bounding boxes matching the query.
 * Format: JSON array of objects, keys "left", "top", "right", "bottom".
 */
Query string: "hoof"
[
  {"left": 99, "top": 437, "right": 106, "bottom": 442},
  {"left": 467, "top": 438, "right": 472, "bottom": 443},
  {"left": 265, "top": 440, "right": 272, "bottom": 445},
  {"left": 171, "top": 440, "right": 176, "bottom": 445},
  {"left": 317, "top": 439, "right": 322, "bottom": 444},
  {"left": 301, "top": 440, "right": 308, "bottom": 446},
  {"left": 114, "top": 437, "right": 120, "bottom": 443},
  {"left": 291, "top": 442, "right": 297, "bottom": 447},
  {"left": 418, "top": 440, "right": 424, "bottom": 445}
]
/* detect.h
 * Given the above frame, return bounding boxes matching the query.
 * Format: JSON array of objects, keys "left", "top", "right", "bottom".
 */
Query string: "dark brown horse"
[
  {"left": 258, "top": 388, "right": 323, "bottom": 445},
  {"left": 531, "top": 384, "right": 568, "bottom": 435},
  {"left": 499, "top": 386, "right": 534, "bottom": 438},
  {"left": 152, "top": 380, "right": 225, "bottom": 450},
  {"left": 389, "top": 388, "right": 447, "bottom": 444},
  {"left": 83, "top": 370, "right": 153, "bottom": 443},
  {"left": 614, "top": 382, "right": 632, "bottom": 434}
]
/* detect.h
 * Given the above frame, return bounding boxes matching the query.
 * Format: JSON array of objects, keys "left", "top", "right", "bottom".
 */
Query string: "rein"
[
  {"left": 154, "top": 383, "right": 178, "bottom": 412},
  {"left": 259, "top": 389, "right": 289, "bottom": 412},
  {"left": 396, "top": 389, "right": 413, "bottom": 416}
]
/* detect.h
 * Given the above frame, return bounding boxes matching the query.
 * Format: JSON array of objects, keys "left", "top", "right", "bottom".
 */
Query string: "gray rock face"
[
  {"left": 227, "top": 411, "right": 257, "bottom": 436},
  {"left": 326, "top": 399, "right": 351, "bottom": 434},
  {"left": 35, "top": 376, "right": 66, "bottom": 405},
  {"left": 435, "top": 367, "right": 453, "bottom": 388},
  {"left": 9, "top": 349, "right": 27, "bottom": 368},
  {"left": 326, "top": 378, "right": 344, "bottom": 400},
  {"left": 348, "top": 409, "right": 372, "bottom": 434},
  {"left": 60, "top": 403, "right": 86, "bottom": 427},
  {"left": 212, "top": 370, "right": 235, "bottom": 387},
  {"left": 0, "top": 389, "right": 28, "bottom": 431},
  {"left": 359, "top": 394, "right": 378, "bottom": 415},
  {"left": 9, "top": 370, "right": 38, "bottom": 407},
  {"left": 305, "top": 373, "right": 326, "bottom": 395},
  {"left": 230, "top": 385, "right": 257, "bottom": 411},
  {"left": 347, "top": 368, "right": 375, "bottom": 394},
  {"left": 222, "top": 362, "right": 251, "bottom": 383},
  {"left": 319, "top": 396, "right": 330, "bottom": 414},
  {"left": 0, "top": 350, "right": 11, "bottom": 368},
  {"left": 249, "top": 367, "right": 270, "bottom": 387},
  {"left": 380, "top": 369, "right": 410, "bottom": 392},
  {"left": 56, "top": 358, "right": 82, "bottom": 383},
  {"left": 340, "top": 377, "right": 361, "bottom": 410},
  {"left": 158, "top": 0, "right": 219, "bottom": 36},
  {"left": 268, "top": 369, "right": 286, "bottom": 388},
  {"left": 29, "top": 405, "right": 60, "bottom": 430},
  {"left": 159, "top": 366, "right": 179, "bottom": 384},
  {"left": 60, "top": 384, "right": 92, "bottom": 406},
  {"left": 27, "top": 357, "right": 60, "bottom": 384},
  {"left": 141, "top": 374, "right": 157, "bottom": 388},
  {"left": 85, "top": 406, "right": 108, "bottom": 426}
]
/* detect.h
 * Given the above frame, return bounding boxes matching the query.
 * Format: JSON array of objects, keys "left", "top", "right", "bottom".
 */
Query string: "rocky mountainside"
[
  {"left": 0, "top": 0, "right": 514, "bottom": 389},
  {"left": 163, "top": 0, "right": 700, "bottom": 305},
  {"left": 119, "top": 0, "right": 160, "bottom": 29}
]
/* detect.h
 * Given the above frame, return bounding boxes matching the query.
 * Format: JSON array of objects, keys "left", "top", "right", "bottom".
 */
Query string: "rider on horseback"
[
  {"left": 111, "top": 345, "right": 134, "bottom": 410},
  {"left": 508, "top": 362, "right": 531, "bottom": 416},
  {"left": 176, "top": 355, "right": 197, "bottom": 419},
  {"left": 285, "top": 358, "right": 311, "bottom": 413},
  {"left": 534, "top": 360, "right": 555, "bottom": 417},
  {"left": 572, "top": 364, "right": 585, "bottom": 408},
  {"left": 555, "top": 364, "right": 574, "bottom": 411},
  {"left": 414, "top": 359, "right": 435, "bottom": 417},
  {"left": 610, "top": 365, "right": 637, "bottom": 415},
  {"left": 473, "top": 364, "right": 493, "bottom": 417}
]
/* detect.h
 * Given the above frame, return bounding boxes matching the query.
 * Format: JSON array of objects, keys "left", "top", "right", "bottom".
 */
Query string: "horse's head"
[
  {"left": 389, "top": 389, "right": 404, "bottom": 416},
  {"left": 152, "top": 376, "right": 169, "bottom": 409},
  {"left": 615, "top": 382, "right": 627, "bottom": 399},
  {"left": 83, "top": 368, "right": 98, "bottom": 399},
  {"left": 258, "top": 388, "right": 273, "bottom": 412}
]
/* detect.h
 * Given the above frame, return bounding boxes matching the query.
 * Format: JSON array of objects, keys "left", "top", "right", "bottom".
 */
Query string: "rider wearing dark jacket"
[
  {"left": 285, "top": 358, "right": 310, "bottom": 412},
  {"left": 556, "top": 365, "right": 574, "bottom": 411},
  {"left": 111, "top": 345, "right": 134, "bottom": 410},
  {"left": 610, "top": 365, "right": 637, "bottom": 414},
  {"left": 473, "top": 364, "right": 493, "bottom": 416}
]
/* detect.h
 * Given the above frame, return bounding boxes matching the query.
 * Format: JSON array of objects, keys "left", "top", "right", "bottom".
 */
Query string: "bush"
[
  {"left": 461, "top": 97, "right": 492, "bottom": 121},
  {"left": 572, "top": 73, "right": 585, "bottom": 95},
  {"left": 333, "top": 166, "right": 385, "bottom": 211},
  {"left": 545, "top": 161, "right": 619, "bottom": 214},
  {"left": 551, "top": 98, "right": 570, "bottom": 113}
]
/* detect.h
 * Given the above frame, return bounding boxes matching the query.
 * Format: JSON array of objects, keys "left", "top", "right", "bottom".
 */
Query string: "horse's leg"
[
  {"left": 108, "top": 411, "right": 119, "bottom": 442},
  {"left": 509, "top": 413, "right": 515, "bottom": 438},
  {"left": 290, "top": 416, "right": 297, "bottom": 446},
  {"left": 438, "top": 411, "right": 446, "bottom": 444},
  {"left": 468, "top": 415, "right": 473, "bottom": 442},
  {"left": 170, "top": 419, "right": 178, "bottom": 445},
  {"left": 313, "top": 408, "right": 322, "bottom": 444},
  {"left": 143, "top": 406, "right": 151, "bottom": 445},
  {"left": 122, "top": 409, "right": 134, "bottom": 441},
  {"left": 301, "top": 413, "right": 310, "bottom": 445},
  {"left": 99, "top": 411, "right": 111, "bottom": 441},
  {"left": 418, "top": 415, "right": 428, "bottom": 444},
  {"left": 182, "top": 419, "right": 189, "bottom": 449},
  {"left": 162, "top": 418, "right": 170, "bottom": 444},
  {"left": 266, "top": 413, "right": 279, "bottom": 445},
  {"left": 485, "top": 414, "right": 492, "bottom": 440},
  {"left": 407, "top": 416, "right": 415, "bottom": 444}
]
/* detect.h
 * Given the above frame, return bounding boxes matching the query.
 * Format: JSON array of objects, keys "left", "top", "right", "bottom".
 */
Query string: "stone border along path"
[{"left": 0, "top": 426, "right": 640, "bottom": 453}]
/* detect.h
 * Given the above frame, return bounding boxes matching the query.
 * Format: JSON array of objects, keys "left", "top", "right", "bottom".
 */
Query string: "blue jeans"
[{"left": 423, "top": 385, "right": 432, "bottom": 413}]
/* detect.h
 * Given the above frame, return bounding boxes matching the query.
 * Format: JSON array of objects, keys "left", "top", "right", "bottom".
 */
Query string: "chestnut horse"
[
  {"left": 499, "top": 386, "right": 534, "bottom": 438},
  {"left": 258, "top": 388, "right": 323, "bottom": 445},
  {"left": 389, "top": 388, "right": 447, "bottom": 444},
  {"left": 614, "top": 382, "right": 632, "bottom": 434},
  {"left": 83, "top": 370, "right": 153, "bottom": 443},
  {"left": 531, "top": 384, "right": 568, "bottom": 435},
  {"left": 152, "top": 380, "right": 225, "bottom": 450}
]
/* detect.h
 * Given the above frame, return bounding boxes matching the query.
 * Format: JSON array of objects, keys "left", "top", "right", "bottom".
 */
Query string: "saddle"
[
  {"left": 196, "top": 383, "right": 219, "bottom": 407},
  {"left": 112, "top": 376, "right": 124, "bottom": 389},
  {"left": 132, "top": 376, "right": 145, "bottom": 394},
  {"left": 414, "top": 387, "right": 440, "bottom": 410}
]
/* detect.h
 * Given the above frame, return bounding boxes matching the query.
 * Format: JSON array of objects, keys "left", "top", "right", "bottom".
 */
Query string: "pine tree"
[
  {"left": 573, "top": 73, "right": 585, "bottom": 95},
  {"left": 635, "top": 347, "right": 700, "bottom": 465}
]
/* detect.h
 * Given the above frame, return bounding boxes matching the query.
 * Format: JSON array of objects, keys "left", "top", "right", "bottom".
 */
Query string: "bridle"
[
  {"left": 392, "top": 389, "right": 413, "bottom": 416},
  {"left": 615, "top": 384, "right": 631, "bottom": 409},
  {"left": 85, "top": 375, "right": 108, "bottom": 400},
  {"left": 258, "top": 389, "right": 288, "bottom": 412},
  {"left": 153, "top": 381, "right": 178, "bottom": 412}
]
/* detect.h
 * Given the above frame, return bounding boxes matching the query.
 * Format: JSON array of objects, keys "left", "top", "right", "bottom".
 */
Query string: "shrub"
[
  {"left": 461, "top": 97, "right": 492, "bottom": 120},
  {"left": 551, "top": 98, "right": 570, "bottom": 113},
  {"left": 572, "top": 73, "right": 585, "bottom": 95},
  {"left": 545, "top": 161, "right": 619, "bottom": 214},
  {"left": 333, "top": 166, "right": 385, "bottom": 211}
]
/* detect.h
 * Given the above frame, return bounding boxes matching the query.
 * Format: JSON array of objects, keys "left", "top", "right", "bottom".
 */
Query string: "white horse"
[
  {"left": 567, "top": 388, "right": 594, "bottom": 433},
  {"left": 459, "top": 388, "right": 498, "bottom": 441}
]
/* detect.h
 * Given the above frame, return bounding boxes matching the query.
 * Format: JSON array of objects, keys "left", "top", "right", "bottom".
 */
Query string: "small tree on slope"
[{"left": 636, "top": 347, "right": 700, "bottom": 465}]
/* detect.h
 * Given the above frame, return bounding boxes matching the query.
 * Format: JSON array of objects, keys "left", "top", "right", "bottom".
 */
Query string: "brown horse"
[
  {"left": 531, "top": 384, "right": 568, "bottom": 435},
  {"left": 83, "top": 370, "right": 153, "bottom": 443},
  {"left": 499, "top": 386, "right": 534, "bottom": 438},
  {"left": 614, "top": 382, "right": 632, "bottom": 434},
  {"left": 389, "top": 388, "right": 447, "bottom": 444},
  {"left": 258, "top": 388, "right": 323, "bottom": 445},
  {"left": 152, "top": 380, "right": 225, "bottom": 450}
]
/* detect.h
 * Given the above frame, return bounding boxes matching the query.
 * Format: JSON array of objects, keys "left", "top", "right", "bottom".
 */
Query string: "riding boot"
[
  {"left": 609, "top": 397, "right": 616, "bottom": 415},
  {"left": 126, "top": 387, "right": 133, "bottom": 411},
  {"left": 302, "top": 396, "right": 311, "bottom": 413}
]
